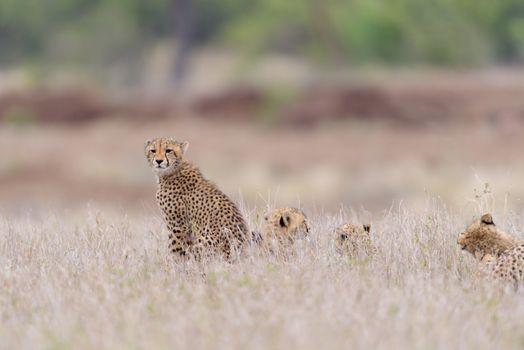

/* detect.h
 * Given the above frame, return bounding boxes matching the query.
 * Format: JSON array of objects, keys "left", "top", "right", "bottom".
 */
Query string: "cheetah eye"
[
  {"left": 149, "top": 149, "right": 156, "bottom": 154},
  {"left": 165, "top": 149, "right": 173, "bottom": 154}
]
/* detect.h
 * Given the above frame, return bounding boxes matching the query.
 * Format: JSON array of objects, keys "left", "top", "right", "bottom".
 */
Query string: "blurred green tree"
[{"left": 0, "top": 0, "right": 523, "bottom": 81}]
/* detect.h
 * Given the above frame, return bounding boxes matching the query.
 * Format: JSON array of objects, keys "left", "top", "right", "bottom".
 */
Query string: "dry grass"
[
  {"left": 2, "top": 196, "right": 524, "bottom": 350},
  {"left": 3, "top": 98, "right": 524, "bottom": 349}
]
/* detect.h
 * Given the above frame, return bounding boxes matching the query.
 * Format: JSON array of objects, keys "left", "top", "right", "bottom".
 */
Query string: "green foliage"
[
  {"left": 0, "top": 0, "right": 523, "bottom": 67},
  {"left": 221, "top": 0, "right": 524, "bottom": 66}
]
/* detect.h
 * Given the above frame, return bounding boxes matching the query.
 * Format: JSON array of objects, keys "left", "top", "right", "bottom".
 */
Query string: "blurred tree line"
[{"left": 0, "top": 0, "right": 523, "bottom": 76}]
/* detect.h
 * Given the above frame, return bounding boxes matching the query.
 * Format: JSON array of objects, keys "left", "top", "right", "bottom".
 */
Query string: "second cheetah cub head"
[
  {"left": 262, "top": 207, "right": 310, "bottom": 245},
  {"left": 458, "top": 213, "right": 518, "bottom": 263},
  {"left": 334, "top": 223, "right": 375, "bottom": 257},
  {"left": 145, "top": 137, "right": 189, "bottom": 177}
]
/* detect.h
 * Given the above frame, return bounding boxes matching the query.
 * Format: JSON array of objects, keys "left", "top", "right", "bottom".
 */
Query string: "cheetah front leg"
[
  {"left": 187, "top": 240, "right": 206, "bottom": 260},
  {"left": 187, "top": 233, "right": 222, "bottom": 261},
  {"left": 167, "top": 223, "right": 192, "bottom": 257}
]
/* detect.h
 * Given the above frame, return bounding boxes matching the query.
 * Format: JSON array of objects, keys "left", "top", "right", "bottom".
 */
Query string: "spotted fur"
[
  {"left": 458, "top": 213, "right": 524, "bottom": 287},
  {"left": 334, "top": 223, "right": 376, "bottom": 257},
  {"left": 145, "top": 137, "right": 248, "bottom": 260},
  {"left": 260, "top": 207, "right": 309, "bottom": 250}
]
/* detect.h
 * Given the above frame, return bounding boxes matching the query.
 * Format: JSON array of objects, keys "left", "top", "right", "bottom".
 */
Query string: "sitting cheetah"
[
  {"left": 458, "top": 213, "right": 524, "bottom": 287},
  {"left": 145, "top": 137, "right": 249, "bottom": 260},
  {"left": 334, "top": 223, "right": 376, "bottom": 257},
  {"left": 258, "top": 207, "right": 310, "bottom": 251}
]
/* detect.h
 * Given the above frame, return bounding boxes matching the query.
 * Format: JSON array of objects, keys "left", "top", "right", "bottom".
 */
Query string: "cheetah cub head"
[
  {"left": 145, "top": 137, "right": 189, "bottom": 177},
  {"left": 262, "top": 207, "right": 310, "bottom": 245},
  {"left": 458, "top": 213, "right": 517, "bottom": 263},
  {"left": 334, "top": 223, "right": 374, "bottom": 256}
]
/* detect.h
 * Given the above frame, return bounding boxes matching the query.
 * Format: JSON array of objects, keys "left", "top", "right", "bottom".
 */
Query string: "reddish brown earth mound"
[
  {"left": 191, "top": 87, "right": 262, "bottom": 121},
  {"left": 2, "top": 74, "right": 524, "bottom": 127},
  {"left": 0, "top": 89, "right": 110, "bottom": 124}
]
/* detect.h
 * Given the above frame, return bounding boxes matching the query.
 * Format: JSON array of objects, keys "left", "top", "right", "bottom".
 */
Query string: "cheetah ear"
[
  {"left": 179, "top": 141, "right": 189, "bottom": 155},
  {"left": 144, "top": 139, "right": 153, "bottom": 147},
  {"left": 279, "top": 214, "right": 290, "bottom": 228},
  {"left": 363, "top": 224, "right": 371, "bottom": 233},
  {"left": 481, "top": 213, "right": 494, "bottom": 225}
]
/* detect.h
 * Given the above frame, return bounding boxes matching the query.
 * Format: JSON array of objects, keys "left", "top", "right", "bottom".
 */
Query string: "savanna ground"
[
  {"left": 3, "top": 189, "right": 524, "bottom": 349},
  {"left": 3, "top": 72, "right": 524, "bottom": 349}
]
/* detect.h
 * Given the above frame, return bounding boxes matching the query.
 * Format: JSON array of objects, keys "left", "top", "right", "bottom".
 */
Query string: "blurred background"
[{"left": 1, "top": 0, "right": 524, "bottom": 216}]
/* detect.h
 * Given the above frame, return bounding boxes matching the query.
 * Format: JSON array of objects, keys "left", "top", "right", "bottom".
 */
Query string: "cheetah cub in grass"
[
  {"left": 458, "top": 213, "right": 524, "bottom": 287},
  {"left": 145, "top": 137, "right": 249, "bottom": 260},
  {"left": 334, "top": 223, "right": 376, "bottom": 258},
  {"left": 258, "top": 207, "right": 310, "bottom": 252}
]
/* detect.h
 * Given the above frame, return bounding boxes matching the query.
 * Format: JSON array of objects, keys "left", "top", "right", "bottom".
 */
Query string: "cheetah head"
[
  {"left": 263, "top": 207, "right": 310, "bottom": 244},
  {"left": 144, "top": 137, "right": 189, "bottom": 177},
  {"left": 335, "top": 224, "right": 371, "bottom": 248},
  {"left": 458, "top": 213, "right": 517, "bottom": 261}
]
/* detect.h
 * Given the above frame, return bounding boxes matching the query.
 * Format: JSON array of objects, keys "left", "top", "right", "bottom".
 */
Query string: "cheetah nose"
[{"left": 155, "top": 159, "right": 163, "bottom": 165}]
